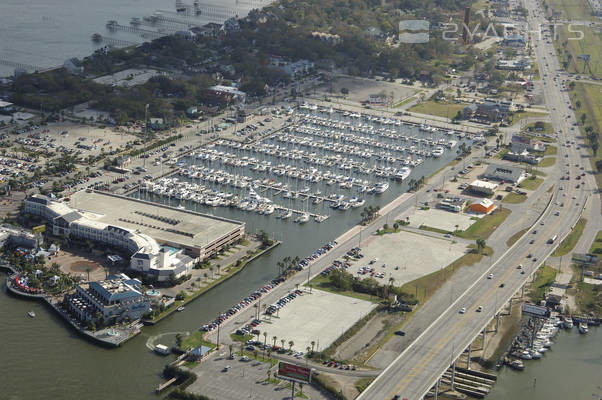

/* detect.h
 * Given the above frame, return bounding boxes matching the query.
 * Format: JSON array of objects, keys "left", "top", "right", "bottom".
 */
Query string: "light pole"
[{"left": 143, "top": 103, "right": 149, "bottom": 169}]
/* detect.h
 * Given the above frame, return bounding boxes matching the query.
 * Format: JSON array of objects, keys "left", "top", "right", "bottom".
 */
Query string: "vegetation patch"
[
  {"left": 589, "top": 231, "right": 602, "bottom": 256},
  {"left": 529, "top": 266, "right": 558, "bottom": 303},
  {"left": 454, "top": 208, "right": 512, "bottom": 240},
  {"left": 518, "top": 176, "right": 544, "bottom": 190},
  {"left": 409, "top": 100, "right": 466, "bottom": 119},
  {"left": 552, "top": 218, "right": 587, "bottom": 257},
  {"left": 506, "top": 228, "right": 529, "bottom": 247},
  {"left": 354, "top": 377, "right": 376, "bottom": 393},
  {"left": 502, "top": 192, "right": 527, "bottom": 204},
  {"left": 538, "top": 157, "right": 556, "bottom": 168}
]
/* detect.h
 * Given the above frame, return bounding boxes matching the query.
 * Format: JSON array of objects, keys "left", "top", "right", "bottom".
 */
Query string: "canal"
[{"left": 0, "top": 114, "right": 465, "bottom": 400}]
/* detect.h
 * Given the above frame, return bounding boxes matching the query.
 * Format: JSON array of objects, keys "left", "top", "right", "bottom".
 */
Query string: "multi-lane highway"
[{"left": 358, "top": 1, "right": 597, "bottom": 399}]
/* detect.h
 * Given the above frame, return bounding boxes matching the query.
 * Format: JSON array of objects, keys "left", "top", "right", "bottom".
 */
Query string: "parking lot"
[
  {"left": 349, "top": 230, "right": 468, "bottom": 287},
  {"left": 188, "top": 353, "right": 327, "bottom": 400},
  {"left": 252, "top": 289, "right": 376, "bottom": 354},
  {"left": 406, "top": 208, "right": 476, "bottom": 232}
]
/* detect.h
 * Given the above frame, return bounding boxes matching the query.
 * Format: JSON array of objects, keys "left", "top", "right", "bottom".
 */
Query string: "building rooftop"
[
  {"left": 482, "top": 163, "right": 524, "bottom": 183},
  {"left": 469, "top": 180, "right": 499, "bottom": 190},
  {"left": 68, "top": 191, "right": 243, "bottom": 250}
]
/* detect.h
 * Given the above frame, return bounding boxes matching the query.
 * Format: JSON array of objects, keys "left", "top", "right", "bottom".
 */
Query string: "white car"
[
  {"left": 459, "top": 307, "right": 466, "bottom": 314},
  {"left": 487, "top": 273, "right": 494, "bottom": 279}
]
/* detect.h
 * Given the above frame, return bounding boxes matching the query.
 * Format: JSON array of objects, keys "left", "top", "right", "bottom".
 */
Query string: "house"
[
  {"left": 63, "top": 58, "right": 84, "bottom": 74},
  {"left": 503, "top": 149, "right": 540, "bottom": 164},
  {"left": 481, "top": 163, "right": 525, "bottom": 184},
  {"left": 437, "top": 197, "right": 467, "bottom": 213},
  {"left": 0, "top": 100, "right": 14, "bottom": 114},
  {"left": 64, "top": 274, "right": 150, "bottom": 324},
  {"left": 208, "top": 85, "right": 246, "bottom": 104},
  {"left": 468, "top": 180, "right": 498, "bottom": 196},
  {"left": 115, "top": 156, "right": 131, "bottom": 167},
  {"left": 475, "top": 100, "right": 511, "bottom": 122},
  {"left": 368, "top": 94, "right": 387, "bottom": 105},
  {"left": 511, "top": 135, "right": 546, "bottom": 153},
  {"left": 469, "top": 198, "right": 496, "bottom": 214},
  {"left": 502, "top": 34, "right": 526, "bottom": 48}
]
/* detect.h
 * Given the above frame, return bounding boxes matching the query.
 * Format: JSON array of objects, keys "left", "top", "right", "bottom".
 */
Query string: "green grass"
[
  {"left": 180, "top": 332, "right": 217, "bottom": 351},
  {"left": 454, "top": 208, "right": 512, "bottom": 240},
  {"left": 524, "top": 121, "right": 554, "bottom": 135},
  {"left": 230, "top": 333, "right": 254, "bottom": 343},
  {"left": 574, "top": 280, "right": 602, "bottom": 317},
  {"left": 589, "top": 230, "right": 602, "bottom": 257},
  {"left": 419, "top": 225, "right": 451, "bottom": 235},
  {"left": 408, "top": 100, "right": 466, "bottom": 119},
  {"left": 547, "top": 0, "right": 597, "bottom": 20},
  {"left": 502, "top": 192, "right": 527, "bottom": 204},
  {"left": 529, "top": 265, "right": 558, "bottom": 303},
  {"left": 569, "top": 82, "right": 602, "bottom": 191},
  {"left": 555, "top": 26, "right": 602, "bottom": 78},
  {"left": 552, "top": 218, "right": 587, "bottom": 257},
  {"left": 543, "top": 146, "right": 558, "bottom": 156},
  {"left": 518, "top": 176, "right": 544, "bottom": 190},
  {"left": 307, "top": 275, "right": 380, "bottom": 303},
  {"left": 509, "top": 111, "right": 549, "bottom": 126},
  {"left": 538, "top": 157, "right": 557, "bottom": 168},
  {"left": 506, "top": 228, "right": 529, "bottom": 247},
  {"left": 355, "top": 377, "right": 376, "bottom": 393}
]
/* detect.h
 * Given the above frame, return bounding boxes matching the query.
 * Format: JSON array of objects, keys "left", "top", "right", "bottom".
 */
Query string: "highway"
[{"left": 357, "top": 0, "right": 598, "bottom": 399}]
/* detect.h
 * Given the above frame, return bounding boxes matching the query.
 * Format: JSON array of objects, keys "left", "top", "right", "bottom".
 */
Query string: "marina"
[{"left": 134, "top": 105, "right": 472, "bottom": 227}]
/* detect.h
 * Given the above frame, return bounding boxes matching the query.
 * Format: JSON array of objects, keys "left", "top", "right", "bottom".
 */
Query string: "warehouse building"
[
  {"left": 481, "top": 163, "right": 525, "bottom": 184},
  {"left": 468, "top": 180, "right": 499, "bottom": 196},
  {"left": 24, "top": 191, "right": 245, "bottom": 282}
]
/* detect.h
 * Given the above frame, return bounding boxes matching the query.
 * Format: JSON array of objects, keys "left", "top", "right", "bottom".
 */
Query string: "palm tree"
[
  {"left": 288, "top": 340, "right": 294, "bottom": 351},
  {"left": 228, "top": 344, "right": 233, "bottom": 357},
  {"left": 263, "top": 331, "right": 268, "bottom": 347},
  {"left": 476, "top": 239, "right": 486, "bottom": 254},
  {"left": 85, "top": 267, "right": 91, "bottom": 282},
  {"left": 280, "top": 339, "right": 285, "bottom": 349},
  {"left": 273, "top": 336, "right": 277, "bottom": 348},
  {"left": 310, "top": 340, "right": 316, "bottom": 354},
  {"left": 209, "top": 266, "right": 214, "bottom": 279}
]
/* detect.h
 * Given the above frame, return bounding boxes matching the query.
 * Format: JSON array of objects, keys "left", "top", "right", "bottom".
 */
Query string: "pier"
[{"left": 105, "top": 21, "right": 165, "bottom": 40}]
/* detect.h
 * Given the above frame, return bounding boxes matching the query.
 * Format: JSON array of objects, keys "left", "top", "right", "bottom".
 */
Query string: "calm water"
[
  {"left": 488, "top": 327, "right": 602, "bottom": 400},
  {"left": 0, "top": 0, "right": 254, "bottom": 77}
]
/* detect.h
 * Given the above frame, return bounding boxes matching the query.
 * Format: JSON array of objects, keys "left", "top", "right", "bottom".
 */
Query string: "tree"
[
  {"left": 596, "top": 159, "right": 602, "bottom": 173},
  {"left": 476, "top": 239, "right": 486, "bottom": 254},
  {"left": 310, "top": 340, "right": 316, "bottom": 354},
  {"left": 288, "top": 340, "right": 294, "bottom": 351},
  {"left": 263, "top": 331, "right": 268, "bottom": 348},
  {"left": 281, "top": 339, "right": 285, "bottom": 349},
  {"left": 575, "top": 100, "right": 581, "bottom": 109},
  {"left": 273, "top": 335, "right": 277, "bottom": 348},
  {"left": 581, "top": 113, "right": 587, "bottom": 125},
  {"left": 592, "top": 142, "right": 599, "bottom": 157},
  {"left": 228, "top": 343, "right": 233, "bottom": 357}
]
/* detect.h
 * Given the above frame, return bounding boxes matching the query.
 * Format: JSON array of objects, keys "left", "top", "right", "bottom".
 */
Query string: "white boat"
[
  {"left": 154, "top": 344, "right": 170, "bottom": 355},
  {"left": 351, "top": 198, "right": 365, "bottom": 208},
  {"left": 564, "top": 317, "right": 573, "bottom": 329},
  {"left": 295, "top": 213, "right": 310, "bottom": 224},
  {"left": 27, "top": 311, "right": 36, "bottom": 318},
  {"left": 176, "top": 306, "right": 185, "bottom": 312},
  {"left": 578, "top": 322, "right": 588, "bottom": 334},
  {"left": 373, "top": 182, "right": 389, "bottom": 194},
  {"left": 315, "top": 215, "right": 327, "bottom": 223},
  {"left": 279, "top": 210, "right": 293, "bottom": 219},
  {"left": 263, "top": 204, "right": 275, "bottom": 215},
  {"left": 432, "top": 146, "right": 444, "bottom": 157},
  {"left": 394, "top": 167, "right": 411, "bottom": 182}
]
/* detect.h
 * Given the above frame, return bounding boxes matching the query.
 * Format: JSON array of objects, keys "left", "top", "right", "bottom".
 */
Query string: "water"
[
  {"left": 488, "top": 327, "right": 602, "bottom": 399},
  {"left": 0, "top": 113, "right": 463, "bottom": 400},
  {"left": 0, "top": 0, "right": 253, "bottom": 77}
]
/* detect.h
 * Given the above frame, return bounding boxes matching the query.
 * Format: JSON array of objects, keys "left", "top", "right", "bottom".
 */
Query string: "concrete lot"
[
  {"left": 189, "top": 354, "right": 327, "bottom": 400},
  {"left": 92, "top": 68, "right": 166, "bottom": 88},
  {"left": 407, "top": 208, "right": 475, "bottom": 231},
  {"left": 317, "top": 76, "right": 415, "bottom": 105},
  {"left": 43, "top": 121, "right": 138, "bottom": 157},
  {"left": 257, "top": 289, "right": 376, "bottom": 353},
  {"left": 351, "top": 230, "right": 467, "bottom": 287}
]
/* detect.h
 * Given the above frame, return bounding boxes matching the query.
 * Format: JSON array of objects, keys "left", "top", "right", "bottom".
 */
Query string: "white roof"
[
  {"left": 0, "top": 100, "right": 13, "bottom": 108},
  {"left": 476, "top": 198, "right": 494, "bottom": 208},
  {"left": 470, "top": 180, "right": 498, "bottom": 190}
]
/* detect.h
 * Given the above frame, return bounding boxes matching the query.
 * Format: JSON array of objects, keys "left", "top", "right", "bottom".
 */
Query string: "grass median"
[
  {"left": 552, "top": 218, "right": 586, "bottom": 257},
  {"left": 518, "top": 176, "right": 544, "bottom": 190},
  {"left": 502, "top": 192, "right": 527, "bottom": 204}
]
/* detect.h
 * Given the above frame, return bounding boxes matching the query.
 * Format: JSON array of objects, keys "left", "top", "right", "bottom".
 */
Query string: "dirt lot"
[
  {"left": 349, "top": 230, "right": 467, "bottom": 287},
  {"left": 317, "top": 76, "right": 415, "bottom": 105},
  {"left": 50, "top": 247, "right": 110, "bottom": 282}
]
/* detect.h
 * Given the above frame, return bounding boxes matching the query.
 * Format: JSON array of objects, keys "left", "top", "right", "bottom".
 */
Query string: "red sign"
[{"left": 276, "top": 362, "right": 311, "bottom": 384}]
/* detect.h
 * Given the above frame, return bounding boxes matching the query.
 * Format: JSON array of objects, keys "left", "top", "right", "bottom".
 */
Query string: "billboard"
[
  {"left": 521, "top": 303, "right": 549, "bottom": 317},
  {"left": 276, "top": 362, "right": 311, "bottom": 384},
  {"left": 32, "top": 225, "right": 46, "bottom": 234}
]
